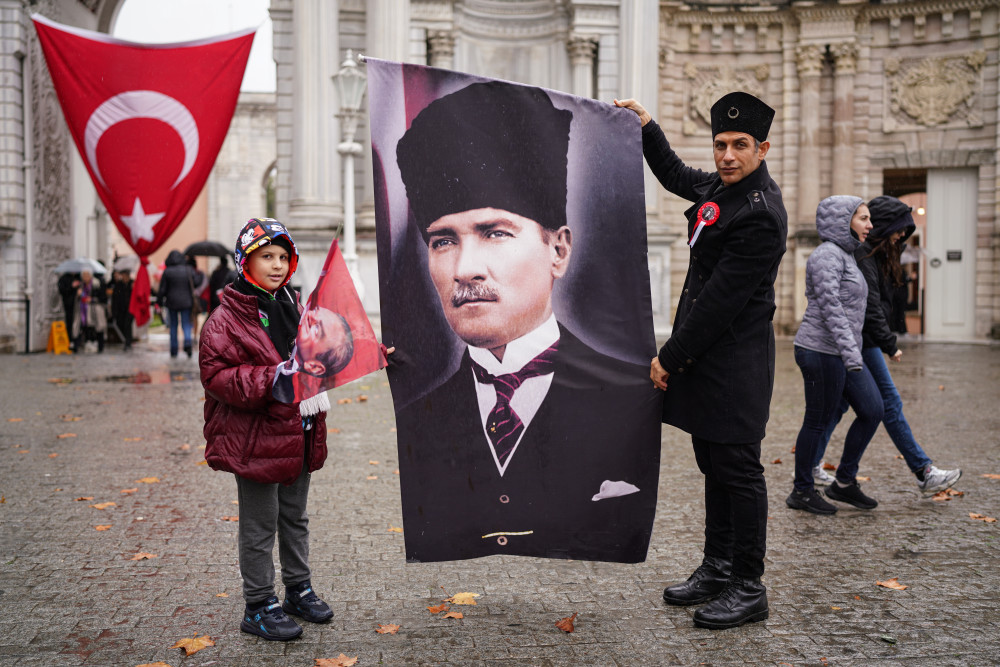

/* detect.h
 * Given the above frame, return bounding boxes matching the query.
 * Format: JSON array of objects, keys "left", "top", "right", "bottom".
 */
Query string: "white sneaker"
[
  {"left": 812, "top": 464, "right": 835, "bottom": 486},
  {"left": 917, "top": 465, "right": 962, "bottom": 494}
]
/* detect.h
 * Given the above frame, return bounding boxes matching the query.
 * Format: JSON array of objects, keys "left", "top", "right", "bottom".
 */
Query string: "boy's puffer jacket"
[{"left": 200, "top": 285, "right": 327, "bottom": 484}]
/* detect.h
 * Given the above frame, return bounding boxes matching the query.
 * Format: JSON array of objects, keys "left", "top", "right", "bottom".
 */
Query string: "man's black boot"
[
  {"left": 662, "top": 555, "right": 732, "bottom": 606},
  {"left": 692, "top": 576, "right": 768, "bottom": 629}
]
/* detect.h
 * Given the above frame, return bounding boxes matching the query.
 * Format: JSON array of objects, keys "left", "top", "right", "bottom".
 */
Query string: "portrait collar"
[{"left": 468, "top": 314, "right": 559, "bottom": 376}]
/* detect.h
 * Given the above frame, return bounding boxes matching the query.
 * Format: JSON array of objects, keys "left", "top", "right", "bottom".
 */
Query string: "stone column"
[
  {"left": 287, "top": 0, "right": 339, "bottom": 233},
  {"left": 831, "top": 41, "right": 858, "bottom": 196},
  {"left": 795, "top": 44, "right": 824, "bottom": 229},
  {"left": 427, "top": 30, "right": 456, "bottom": 70},
  {"left": 567, "top": 35, "right": 597, "bottom": 99}
]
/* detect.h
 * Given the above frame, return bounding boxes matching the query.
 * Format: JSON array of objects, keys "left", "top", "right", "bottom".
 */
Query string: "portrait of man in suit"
[{"left": 369, "top": 63, "right": 662, "bottom": 564}]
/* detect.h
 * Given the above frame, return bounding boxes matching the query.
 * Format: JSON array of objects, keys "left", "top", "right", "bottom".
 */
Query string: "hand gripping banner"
[
  {"left": 32, "top": 15, "right": 254, "bottom": 327},
  {"left": 272, "top": 239, "right": 387, "bottom": 407},
  {"left": 368, "top": 59, "right": 663, "bottom": 564}
]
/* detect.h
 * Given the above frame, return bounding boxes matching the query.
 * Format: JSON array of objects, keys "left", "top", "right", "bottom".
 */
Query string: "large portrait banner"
[{"left": 368, "top": 60, "right": 663, "bottom": 563}]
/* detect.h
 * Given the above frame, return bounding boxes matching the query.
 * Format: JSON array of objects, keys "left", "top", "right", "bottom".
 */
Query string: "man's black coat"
[
  {"left": 392, "top": 326, "right": 662, "bottom": 563},
  {"left": 642, "top": 121, "right": 788, "bottom": 444}
]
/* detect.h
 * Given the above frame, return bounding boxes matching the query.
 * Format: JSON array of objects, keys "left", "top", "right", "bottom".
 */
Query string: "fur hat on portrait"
[
  {"left": 867, "top": 196, "right": 916, "bottom": 243},
  {"left": 710, "top": 91, "right": 775, "bottom": 142},
  {"left": 234, "top": 217, "right": 299, "bottom": 290},
  {"left": 396, "top": 80, "right": 573, "bottom": 235}
]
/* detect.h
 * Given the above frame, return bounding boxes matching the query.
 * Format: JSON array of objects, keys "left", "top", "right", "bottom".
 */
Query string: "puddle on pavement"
[{"left": 53, "top": 370, "right": 199, "bottom": 384}]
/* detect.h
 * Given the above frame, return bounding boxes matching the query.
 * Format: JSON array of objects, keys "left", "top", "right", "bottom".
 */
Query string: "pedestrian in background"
[
  {"left": 787, "top": 196, "right": 883, "bottom": 516},
  {"left": 200, "top": 218, "right": 333, "bottom": 641},
  {"left": 811, "top": 195, "right": 961, "bottom": 494},
  {"left": 71, "top": 269, "right": 106, "bottom": 353},
  {"left": 208, "top": 255, "right": 238, "bottom": 312},
  {"left": 110, "top": 270, "right": 134, "bottom": 352},
  {"left": 157, "top": 250, "right": 196, "bottom": 358}
]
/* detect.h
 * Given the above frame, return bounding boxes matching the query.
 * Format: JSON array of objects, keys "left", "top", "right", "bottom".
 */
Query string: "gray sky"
[{"left": 112, "top": 0, "right": 275, "bottom": 92}]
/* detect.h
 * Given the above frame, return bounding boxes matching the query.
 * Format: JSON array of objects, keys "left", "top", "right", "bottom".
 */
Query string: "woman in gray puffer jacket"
[{"left": 787, "top": 196, "right": 884, "bottom": 515}]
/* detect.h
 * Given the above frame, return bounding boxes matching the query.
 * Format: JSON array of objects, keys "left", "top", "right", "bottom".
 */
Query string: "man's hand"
[
  {"left": 891, "top": 350, "right": 903, "bottom": 362},
  {"left": 650, "top": 357, "right": 669, "bottom": 391},
  {"left": 614, "top": 98, "right": 652, "bottom": 127}
]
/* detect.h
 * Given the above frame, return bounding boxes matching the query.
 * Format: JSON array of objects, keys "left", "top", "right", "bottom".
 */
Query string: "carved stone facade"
[{"left": 2, "top": 1, "right": 998, "bottom": 350}]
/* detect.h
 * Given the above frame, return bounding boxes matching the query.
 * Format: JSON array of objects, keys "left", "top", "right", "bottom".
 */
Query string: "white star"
[{"left": 121, "top": 198, "right": 165, "bottom": 244}]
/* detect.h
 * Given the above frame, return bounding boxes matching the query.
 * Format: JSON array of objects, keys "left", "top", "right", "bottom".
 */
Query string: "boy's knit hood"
[{"left": 234, "top": 217, "right": 299, "bottom": 291}]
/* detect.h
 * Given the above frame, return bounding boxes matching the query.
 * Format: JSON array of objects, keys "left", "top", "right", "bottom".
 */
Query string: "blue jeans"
[
  {"left": 793, "top": 346, "right": 883, "bottom": 490},
  {"left": 814, "top": 346, "right": 933, "bottom": 474},
  {"left": 166, "top": 308, "right": 193, "bottom": 357}
]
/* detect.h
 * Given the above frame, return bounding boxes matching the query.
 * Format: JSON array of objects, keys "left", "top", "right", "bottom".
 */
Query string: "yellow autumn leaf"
[
  {"left": 442, "top": 611, "right": 464, "bottom": 619},
  {"left": 95, "top": 525, "right": 112, "bottom": 531},
  {"left": 90, "top": 502, "right": 116, "bottom": 510},
  {"left": 876, "top": 578, "right": 908, "bottom": 590},
  {"left": 129, "top": 552, "right": 158, "bottom": 561},
  {"left": 171, "top": 634, "right": 214, "bottom": 656},
  {"left": 444, "top": 592, "right": 480, "bottom": 605},
  {"left": 136, "top": 477, "right": 159, "bottom": 484}
]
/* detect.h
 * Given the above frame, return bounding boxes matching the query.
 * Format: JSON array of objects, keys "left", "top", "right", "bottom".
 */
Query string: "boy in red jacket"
[{"left": 199, "top": 218, "right": 333, "bottom": 641}]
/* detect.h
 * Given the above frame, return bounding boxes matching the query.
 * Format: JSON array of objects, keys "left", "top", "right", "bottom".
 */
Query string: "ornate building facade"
[{"left": 1, "top": 0, "right": 997, "bottom": 352}]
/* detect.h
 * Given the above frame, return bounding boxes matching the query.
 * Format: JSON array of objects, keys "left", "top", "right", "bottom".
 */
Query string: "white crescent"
[{"left": 83, "top": 90, "right": 199, "bottom": 190}]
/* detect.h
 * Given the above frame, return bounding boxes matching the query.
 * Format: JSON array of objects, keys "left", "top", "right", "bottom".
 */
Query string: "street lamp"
[{"left": 332, "top": 49, "right": 367, "bottom": 300}]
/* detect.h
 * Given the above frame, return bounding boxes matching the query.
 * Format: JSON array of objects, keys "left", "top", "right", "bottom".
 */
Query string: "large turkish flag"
[{"left": 32, "top": 14, "right": 254, "bottom": 326}]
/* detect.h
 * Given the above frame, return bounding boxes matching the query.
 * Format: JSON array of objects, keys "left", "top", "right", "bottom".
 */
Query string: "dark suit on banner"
[{"left": 394, "top": 326, "right": 661, "bottom": 563}]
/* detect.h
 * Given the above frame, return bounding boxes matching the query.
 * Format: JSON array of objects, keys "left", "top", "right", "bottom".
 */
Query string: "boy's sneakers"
[
  {"left": 812, "top": 464, "right": 835, "bottom": 486},
  {"left": 917, "top": 465, "right": 962, "bottom": 495},
  {"left": 241, "top": 596, "right": 303, "bottom": 641},
  {"left": 825, "top": 480, "right": 878, "bottom": 509},
  {"left": 786, "top": 488, "right": 838, "bottom": 515},
  {"left": 283, "top": 581, "right": 333, "bottom": 623}
]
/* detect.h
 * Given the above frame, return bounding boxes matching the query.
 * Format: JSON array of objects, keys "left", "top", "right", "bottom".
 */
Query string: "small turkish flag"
[{"left": 32, "top": 14, "right": 254, "bottom": 326}]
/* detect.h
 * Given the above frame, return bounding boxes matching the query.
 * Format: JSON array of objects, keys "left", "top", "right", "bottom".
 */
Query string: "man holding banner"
[
  {"left": 370, "top": 64, "right": 662, "bottom": 565},
  {"left": 616, "top": 93, "right": 787, "bottom": 629}
]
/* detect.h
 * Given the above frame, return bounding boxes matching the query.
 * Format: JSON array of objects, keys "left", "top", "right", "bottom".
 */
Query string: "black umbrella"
[{"left": 184, "top": 241, "right": 231, "bottom": 258}]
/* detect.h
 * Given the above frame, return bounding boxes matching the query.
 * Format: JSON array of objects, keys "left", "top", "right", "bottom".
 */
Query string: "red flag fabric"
[
  {"left": 32, "top": 14, "right": 254, "bottom": 326},
  {"left": 273, "top": 240, "right": 387, "bottom": 404}
]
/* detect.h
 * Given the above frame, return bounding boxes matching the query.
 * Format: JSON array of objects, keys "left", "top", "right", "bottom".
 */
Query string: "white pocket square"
[{"left": 591, "top": 480, "right": 640, "bottom": 501}]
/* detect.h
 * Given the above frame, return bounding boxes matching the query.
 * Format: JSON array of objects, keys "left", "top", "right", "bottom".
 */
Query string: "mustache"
[{"left": 451, "top": 283, "right": 499, "bottom": 308}]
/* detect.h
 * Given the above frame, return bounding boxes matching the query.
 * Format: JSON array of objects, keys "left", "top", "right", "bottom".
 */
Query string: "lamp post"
[{"left": 332, "top": 49, "right": 367, "bottom": 300}]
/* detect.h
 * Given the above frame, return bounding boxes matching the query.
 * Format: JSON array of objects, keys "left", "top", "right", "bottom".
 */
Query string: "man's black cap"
[
  {"left": 710, "top": 91, "right": 775, "bottom": 142},
  {"left": 396, "top": 80, "right": 572, "bottom": 234}
]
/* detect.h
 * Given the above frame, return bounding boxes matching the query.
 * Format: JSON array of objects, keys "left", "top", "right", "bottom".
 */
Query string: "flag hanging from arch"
[{"left": 32, "top": 14, "right": 254, "bottom": 326}]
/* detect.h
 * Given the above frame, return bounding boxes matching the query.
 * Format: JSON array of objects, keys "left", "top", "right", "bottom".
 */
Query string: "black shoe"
[
  {"left": 786, "top": 488, "right": 837, "bottom": 515},
  {"left": 663, "top": 555, "right": 732, "bottom": 606},
  {"left": 282, "top": 581, "right": 333, "bottom": 623},
  {"left": 692, "top": 576, "right": 769, "bottom": 630},
  {"left": 825, "top": 480, "right": 878, "bottom": 509},
  {"left": 240, "top": 596, "right": 303, "bottom": 641},
  {"left": 184, "top": 345, "right": 193, "bottom": 358}
]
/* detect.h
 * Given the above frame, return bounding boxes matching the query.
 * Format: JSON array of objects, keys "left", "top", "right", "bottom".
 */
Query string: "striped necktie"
[{"left": 470, "top": 342, "right": 559, "bottom": 466}]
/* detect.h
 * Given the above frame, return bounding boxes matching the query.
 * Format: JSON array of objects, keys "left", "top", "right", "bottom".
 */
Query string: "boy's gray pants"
[{"left": 235, "top": 469, "right": 311, "bottom": 605}]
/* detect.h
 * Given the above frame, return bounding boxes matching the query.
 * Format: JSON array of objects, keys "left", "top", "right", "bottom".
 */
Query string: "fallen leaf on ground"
[
  {"left": 367, "top": 475, "right": 378, "bottom": 480},
  {"left": 938, "top": 385, "right": 944, "bottom": 390},
  {"left": 442, "top": 611, "right": 464, "bottom": 619},
  {"left": 932, "top": 488, "right": 964, "bottom": 501},
  {"left": 390, "top": 427, "right": 397, "bottom": 432},
  {"left": 427, "top": 603, "right": 449, "bottom": 614},
  {"left": 376, "top": 623, "right": 400, "bottom": 634},
  {"left": 790, "top": 445, "right": 796, "bottom": 453},
  {"left": 854, "top": 595, "right": 860, "bottom": 600},
  {"left": 337, "top": 398, "right": 353, "bottom": 405},
  {"left": 896, "top": 454, "right": 904, "bottom": 459},
  {"left": 876, "top": 578, "right": 908, "bottom": 590},
  {"left": 57, "top": 433, "right": 77, "bottom": 439},
  {"left": 857, "top": 475, "right": 871, "bottom": 481},
  {"left": 216, "top": 593, "right": 228, "bottom": 597},
  {"left": 315, "top": 655, "right": 358, "bottom": 667},
  {"left": 970, "top": 513, "right": 998, "bottom": 523},
  {"left": 8, "top": 418, "right": 23, "bottom": 422},
  {"left": 179, "top": 443, "right": 191, "bottom": 451},
  {"left": 771, "top": 458, "right": 782, "bottom": 464},
  {"left": 555, "top": 612, "right": 578, "bottom": 633},
  {"left": 120, "top": 488, "right": 138, "bottom": 494},
  {"left": 171, "top": 634, "right": 214, "bottom": 656},
  {"left": 123, "top": 437, "right": 142, "bottom": 442},
  {"left": 129, "top": 552, "right": 158, "bottom": 561},
  {"left": 90, "top": 502, "right": 116, "bottom": 510},
  {"left": 61, "top": 415, "right": 82, "bottom": 421},
  {"left": 197, "top": 461, "right": 208, "bottom": 465},
  {"left": 75, "top": 496, "right": 94, "bottom": 501},
  {"left": 445, "top": 592, "right": 480, "bottom": 605},
  {"left": 329, "top": 428, "right": 341, "bottom": 434},
  {"left": 369, "top": 460, "right": 379, "bottom": 465},
  {"left": 830, "top": 606, "right": 841, "bottom": 610},
  {"left": 221, "top": 516, "right": 239, "bottom": 522},
  {"left": 822, "top": 462, "right": 836, "bottom": 471},
  {"left": 982, "top": 473, "right": 1000, "bottom": 480},
  {"left": 18, "top": 449, "right": 29, "bottom": 454},
  {"left": 48, "top": 453, "right": 59, "bottom": 458},
  {"left": 0, "top": 496, "right": 4, "bottom": 503},
  {"left": 388, "top": 526, "right": 403, "bottom": 533},
  {"left": 135, "top": 663, "right": 173, "bottom": 667},
  {"left": 393, "top": 469, "right": 400, "bottom": 475},
  {"left": 136, "top": 477, "right": 159, "bottom": 484},
  {"left": 95, "top": 525, "right": 112, "bottom": 531},
  {"left": 357, "top": 395, "right": 368, "bottom": 402}
]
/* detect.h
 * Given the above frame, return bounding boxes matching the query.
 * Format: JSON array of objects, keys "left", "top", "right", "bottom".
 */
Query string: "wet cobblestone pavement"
[{"left": 1, "top": 335, "right": 999, "bottom": 666}]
